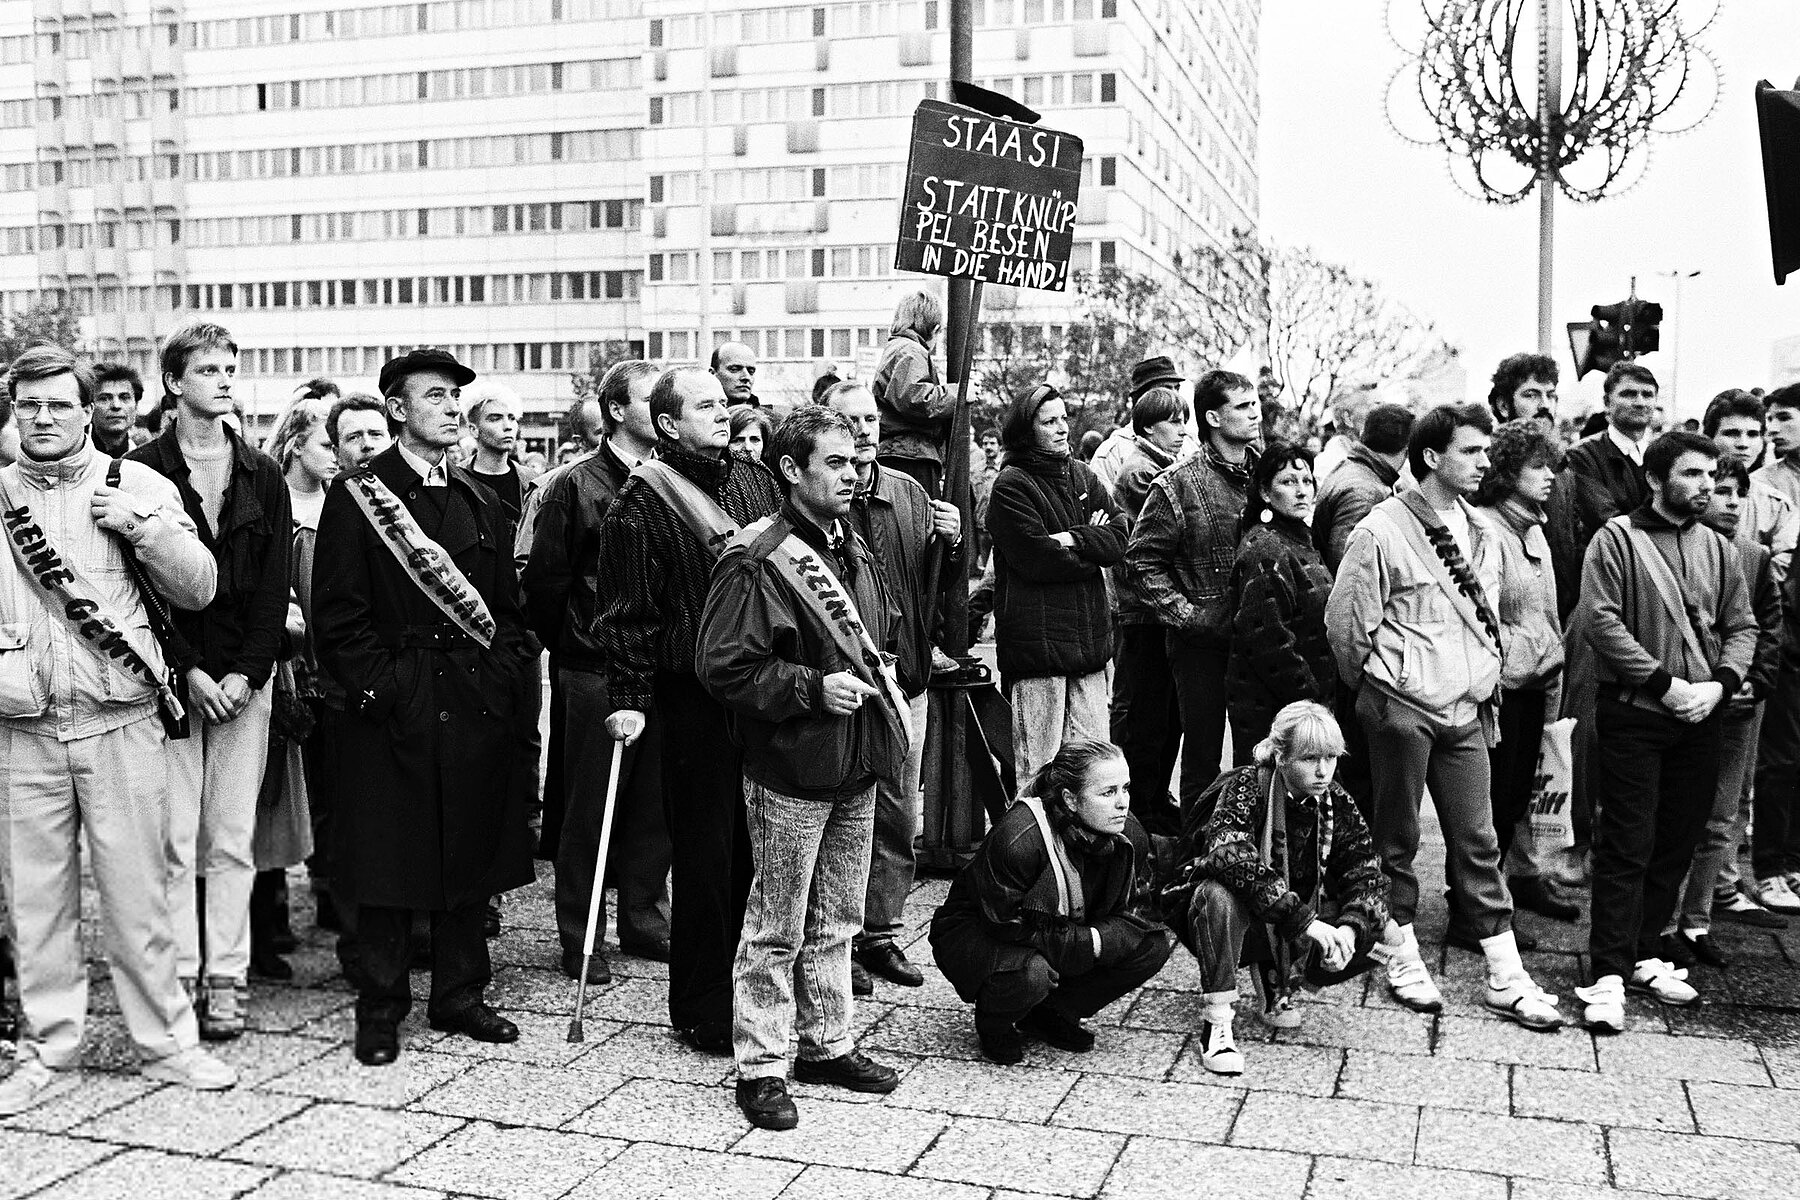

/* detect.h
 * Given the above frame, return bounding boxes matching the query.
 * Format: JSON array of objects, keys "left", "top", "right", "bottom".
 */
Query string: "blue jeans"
[{"left": 733, "top": 778, "right": 876, "bottom": 1080}]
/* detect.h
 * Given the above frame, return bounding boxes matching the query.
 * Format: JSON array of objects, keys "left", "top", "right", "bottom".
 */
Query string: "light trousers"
[
  {"left": 1676, "top": 705, "right": 1760, "bottom": 931},
  {"left": 733, "top": 778, "right": 875, "bottom": 1080},
  {"left": 859, "top": 692, "right": 931, "bottom": 950},
  {"left": 166, "top": 682, "right": 273, "bottom": 982},
  {"left": 0, "top": 717, "right": 198, "bottom": 1067},
  {"left": 1011, "top": 670, "right": 1109, "bottom": 787}
]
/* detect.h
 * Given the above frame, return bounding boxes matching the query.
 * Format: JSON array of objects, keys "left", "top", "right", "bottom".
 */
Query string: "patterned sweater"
[{"left": 1162, "top": 764, "right": 1389, "bottom": 946}]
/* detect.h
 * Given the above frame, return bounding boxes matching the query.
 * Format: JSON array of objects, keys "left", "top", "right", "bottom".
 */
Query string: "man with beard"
[
  {"left": 595, "top": 366, "right": 782, "bottom": 1053},
  {"left": 312, "top": 348, "right": 535, "bottom": 1065},
  {"left": 820, "top": 381, "right": 960, "bottom": 994},
  {"left": 1572, "top": 431, "right": 1756, "bottom": 1032}
]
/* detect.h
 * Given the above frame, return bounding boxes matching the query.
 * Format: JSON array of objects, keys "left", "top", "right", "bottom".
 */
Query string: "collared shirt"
[
  {"left": 1607, "top": 424, "right": 1646, "bottom": 466},
  {"left": 397, "top": 441, "right": 449, "bottom": 487},
  {"left": 607, "top": 437, "right": 648, "bottom": 472}
]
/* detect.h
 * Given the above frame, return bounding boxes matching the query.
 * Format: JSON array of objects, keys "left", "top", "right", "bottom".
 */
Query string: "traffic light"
[
  {"left": 1630, "top": 301, "right": 1663, "bottom": 355},
  {"left": 1571, "top": 297, "right": 1662, "bottom": 378},
  {"left": 1756, "top": 80, "right": 1800, "bottom": 285}
]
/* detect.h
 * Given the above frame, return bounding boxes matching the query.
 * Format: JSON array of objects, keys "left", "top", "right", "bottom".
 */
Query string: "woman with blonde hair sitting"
[{"left": 1158, "top": 701, "right": 1403, "bottom": 1076}]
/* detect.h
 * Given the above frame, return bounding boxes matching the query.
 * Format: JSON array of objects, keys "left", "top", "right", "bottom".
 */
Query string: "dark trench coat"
[{"left": 312, "top": 445, "right": 536, "bottom": 912}]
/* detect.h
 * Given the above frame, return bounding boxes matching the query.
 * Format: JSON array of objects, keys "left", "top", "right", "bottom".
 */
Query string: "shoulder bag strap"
[{"left": 1616, "top": 519, "right": 1711, "bottom": 672}]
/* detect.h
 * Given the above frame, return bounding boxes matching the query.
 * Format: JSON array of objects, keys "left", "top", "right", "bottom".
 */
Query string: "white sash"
[{"left": 344, "top": 471, "right": 496, "bottom": 649}]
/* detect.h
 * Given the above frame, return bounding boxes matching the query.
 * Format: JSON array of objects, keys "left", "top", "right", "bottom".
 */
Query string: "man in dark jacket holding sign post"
[
  {"left": 698, "top": 406, "right": 907, "bottom": 1131},
  {"left": 312, "top": 348, "right": 535, "bottom": 1066},
  {"left": 594, "top": 365, "right": 782, "bottom": 1055}
]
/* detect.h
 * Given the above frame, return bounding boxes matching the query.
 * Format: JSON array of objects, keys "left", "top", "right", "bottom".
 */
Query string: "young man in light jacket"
[
  {"left": 1571, "top": 431, "right": 1756, "bottom": 1032},
  {"left": 0, "top": 347, "right": 237, "bottom": 1115},
  {"left": 1326, "top": 403, "right": 1563, "bottom": 1031}
]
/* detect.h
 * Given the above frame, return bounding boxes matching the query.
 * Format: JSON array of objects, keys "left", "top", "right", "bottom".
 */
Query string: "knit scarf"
[
  {"left": 1490, "top": 494, "right": 1547, "bottom": 538},
  {"left": 1003, "top": 446, "right": 1072, "bottom": 477},
  {"left": 1399, "top": 489, "right": 1502, "bottom": 651}
]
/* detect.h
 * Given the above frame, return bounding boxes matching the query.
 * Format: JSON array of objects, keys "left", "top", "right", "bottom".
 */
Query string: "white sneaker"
[
  {"left": 1629, "top": 958, "right": 1699, "bottom": 1007},
  {"left": 141, "top": 1045, "right": 238, "bottom": 1091},
  {"left": 1198, "top": 1018, "right": 1244, "bottom": 1076},
  {"left": 1374, "top": 944, "right": 1444, "bottom": 1013},
  {"left": 1485, "top": 974, "right": 1564, "bottom": 1031},
  {"left": 0, "top": 1059, "right": 58, "bottom": 1116},
  {"left": 1575, "top": 974, "right": 1626, "bottom": 1033},
  {"left": 1757, "top": 876, "right": 1800, "bottom": 914}
]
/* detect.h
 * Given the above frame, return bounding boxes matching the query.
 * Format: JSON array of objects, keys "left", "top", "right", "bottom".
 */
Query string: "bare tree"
[
  {"left": 1163, "top": 228, "right": 1271, "bottom": 370},
  {"left": 1262, "top": 247, "right": 1447, "bottom": 430},
  {"left": 1062, "top": 267, "right": 1171, "bottom": 421},
  {"left": 976, "top": 321, "right": 1063, "bottom": 408},
  {"left": 568, "top": 339, "right": 640, "bottom": 403}
]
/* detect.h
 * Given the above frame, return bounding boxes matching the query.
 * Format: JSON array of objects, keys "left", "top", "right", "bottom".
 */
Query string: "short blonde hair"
[
  {"left": 1252, "top": 701, "right": 1347, "bottom": 767},
  {"left": 890, "top": 290, "right": 942, "bottom": 339}
]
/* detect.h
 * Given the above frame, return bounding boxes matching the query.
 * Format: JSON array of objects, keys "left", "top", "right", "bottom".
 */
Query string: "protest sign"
[{"left": 894, "top": 99, "right": 1084, "bottom": 292}]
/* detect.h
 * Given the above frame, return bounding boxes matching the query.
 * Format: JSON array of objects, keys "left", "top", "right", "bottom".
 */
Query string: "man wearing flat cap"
[{"left": 312, "top": 348, "right": 535, "bottom": 1065}]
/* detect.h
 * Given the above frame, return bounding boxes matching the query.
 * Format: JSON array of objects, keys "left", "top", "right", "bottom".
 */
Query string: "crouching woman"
[
  {"left": 1161, "top": 701, "right": 1402, "bottom": 1077},
  {"left": 930, "top": 740, "right": 1174, "bottom": 1065}
]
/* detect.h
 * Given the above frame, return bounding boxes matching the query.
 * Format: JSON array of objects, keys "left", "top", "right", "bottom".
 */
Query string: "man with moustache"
[
  {"left": 820, "top": 380, "right": 961, "bottom": 994},
  {"left": 524, "top": 361, "right": 671, "bottom": 981},
  {"left": 129, "top": 322, "right": 291, "bottom": 1041},
  {"left": 595, "top": 365, "right": 782, "bottom": 1053},
  {"left": 1573, "top": 432, "right": 1756, "bottom": 1032},
  {"left": 312, "top": 348, "right": 535, "bottom": 1065},
  {"left": 697, "top": 405, "right": 907, "bottom": 1129},
  {"left": 91, "top": 364, "right": 143, "bottom": 457}
]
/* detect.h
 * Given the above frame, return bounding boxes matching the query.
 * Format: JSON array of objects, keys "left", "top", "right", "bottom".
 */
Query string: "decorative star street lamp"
[{"left": 1386, "top": 0, "right": 1720, "bottom": 354}]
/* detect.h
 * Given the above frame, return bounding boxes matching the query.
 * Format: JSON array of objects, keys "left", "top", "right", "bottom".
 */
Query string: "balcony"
[
  {"left": 786, "top": 121, "right": 819, "bottom": 154},
  {"left": 709, "top": 46, "right": 736, "bottom": 78},
  {"left": 785, "top": 280, "right": 818, "bottom": 314},
  {"left": 1073, "top": 22, "right": 1110, "bottom": 56}
]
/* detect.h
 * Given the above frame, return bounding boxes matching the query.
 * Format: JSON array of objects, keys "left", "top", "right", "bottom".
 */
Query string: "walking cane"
[{"left": 567, "top": 734, "right": 626, "bottom": 1042}]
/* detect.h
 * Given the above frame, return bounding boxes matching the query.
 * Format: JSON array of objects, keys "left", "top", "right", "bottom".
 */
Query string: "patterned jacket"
[{"left": 1164, "top": 764, "right": 1388, "bottom": 947}]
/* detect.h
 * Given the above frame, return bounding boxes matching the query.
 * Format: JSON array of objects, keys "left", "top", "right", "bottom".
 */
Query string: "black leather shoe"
[
  {"left": 975, "top": 1013, "right": 1024, "bottom": 1065},
  {"left": 429, "top": 1003, "right": 519, "bottom": 1044},
  {"left": 855, "top": 942, "right": 924, "bottom": 987},
  {"left": 1511, "top": 876, "right": 1582, "bottom": 922},
  {"left": 617, "top": 937, "right": 671, "bottom": 963},
  {"left": 678, "top": 1021, "right": 733, "bottom": 1055},
  {"left": 1019, "top": 1003, "right": 1095, "bottom": 1052},
  {"left": 354, "top": 1021, "right": 399, "bottom": 1066},
  {"left": 794, "top": 1050, "right": 899, "bottom": 1093},
  {"left": 250, "top": 946, "right": 294, "bottom": 981},
  {"left": 1674, "top": 930, "right": 1728, "bottom": 969},
  {"left": 850, "top": 960, "right": 874, "bottom": 997},
  {"left": 560, "top": 948, "right": 612, "bottom": 985},
  {"left": 736, "top": 1077, "right": 799, "bottom": 1130}
]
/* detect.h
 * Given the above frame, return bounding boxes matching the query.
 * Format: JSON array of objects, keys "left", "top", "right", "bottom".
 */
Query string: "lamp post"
[{"left": 1387, "top": 0, "right": 1719, "bottom": 356}]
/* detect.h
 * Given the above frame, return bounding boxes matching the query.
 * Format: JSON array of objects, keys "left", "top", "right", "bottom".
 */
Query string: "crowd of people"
[{"left": 0, "top": 298, "right": 1796, "bottom": 1135}]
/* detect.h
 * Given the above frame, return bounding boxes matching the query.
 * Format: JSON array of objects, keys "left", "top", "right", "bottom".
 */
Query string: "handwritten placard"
[{"left": 894, "top": 99, "right": 1084, "bottom": 292}]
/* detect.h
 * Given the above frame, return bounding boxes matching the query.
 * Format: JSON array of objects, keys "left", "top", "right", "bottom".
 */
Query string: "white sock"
[
  {"left": 1200, "top": 990, "right": 1237, "bottom": 1026},
  {"left": 1479, "top": 929, "right": 1525, "bottom": 987}
]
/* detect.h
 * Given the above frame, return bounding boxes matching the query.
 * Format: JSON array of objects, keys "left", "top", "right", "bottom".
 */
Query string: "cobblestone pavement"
[{"left": 5, "top": 831, "right": 1800, "bottom": 1199}]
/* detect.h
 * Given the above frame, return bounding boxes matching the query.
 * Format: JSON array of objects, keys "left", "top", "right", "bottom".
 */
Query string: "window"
[
  {"left": 1100, "top": 72, "right": 1116, "bottom": 102},
  {"left": 1099, "top": 240, "right": 1116, "bottom": 265},
  {"left": 1100, "top": 155, "right": 1116, "bottom": 186},
  {"left": 649, "top": 175, "right": 664, "bottom": 203},
  {"left": 648, "top": 254, "right": 664, "bottom": 282}
]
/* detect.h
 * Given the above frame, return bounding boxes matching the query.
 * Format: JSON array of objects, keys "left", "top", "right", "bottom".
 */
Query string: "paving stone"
[
  {"left": 563, "top": 1078, "right": 749, "bottom": 1150},
  {"left": 244, "top": 988, "right": 355, "bottom": 1035},
  {"left": 240, "top": 1172, "right": 448, "bottom": 1200},
  {"left": 1336, "top": 1049, "right": 1509, "bottom": 1113},
  {"left": 1101, "top": 1138, "right": 1309, "bottom": 1200},
  {"left": 409, "top": 1060, "right": 620, "bottom": 1128},
  {"left": 26, "top": 1148, "right": 273, "bottom": 1199},
  {"left": 1689, "top": 1080, "right": 1800, "bottom": 1141},
  {"left": 735, "top": 1094, "right": 948, "bottom": 1171},
  {"left": 1667, "top": 1005, "right": 1800, "bottom": 1047},
  {"left": 1019, "top": 1025, "right": 1187, "bottom": 1079},
  {"left": 560, "top": 976, "right": 669, "bottom": 1024},
  {"left": 878, "top": 962, "right": 971, "bottom": 1011},
  {"left": 1597, "top": 1031, "right": 1773, "bottom": 1085},
  {"left": 1169, "top": 1038, "right": 1344, "bottom": 1097},
  {"left": 1513, "top": 1066, "right": 1695, "bottom": 1132},
  {"left": 1122, "top": 987, "right": 1225, "bottom": 1033},
  {"left": 73, "top": 1083, "right": 309, "bottom": 1155},
  {"left": 1146, "top": 949, "right": 1213, "bottom": 993},
  {"left": 0, "top": 1072, "right": 157, "bottom": 1134},
  {"left": 482, "top": 967, "right": 589, "bottom": 1015},
  {"left": 263, "top": 1048, "right": 476, "bottom": 1107},
  {"left": 1415, "top": 1109, "right": 1606, "bottom": 1186},
  {"left": 425, "top": 1010, "right": 627, "bottom": 1068},
  {"left": 1305, "top": 1157, "right": 1507, "bottom": 1200},
  {"left": 1272, "top": 1003, "right": 1434, "bottom": 1057},
  {"left": 0, "top": 1129, "right": 118, "bottom": 1200},
  {"left": 1609, "top": 1128, "right": 1800, "bottom": 1199},
  {"left": 911, "top": 1115, "right": 1125, "bottom": 1196},
  {"left": 228, "top": 1103, "right": 464, "bottom": 1177},
  {"left": 563, "top": 1022, "right": 735, "bottom": 1084},
  {"left": 74, "top": 1014, "right": 146, "bottom": 1073},
  {"left": 1050, "top": 1073, "right": 1241, "bottom": 1143},
  {"left": 561, "top": 1142, "right": 801, "bottom": 1199},
  {"left": 1434, "top": 1014, "right": 1597, "bottom": 1071},
  {"left": 789, "top": 1047, "right": 918, "bottom": 1107},
  {"left": 775, "top": 1165, "right": 988, "bottom": 1200},
  {"left": 1505, "top": 1183, "right": 1668, "bottom": 1200},
  {"left": 387, "top": 1120, "right": 627, "bottom": 1200},
  {"left": 887, "top": 1056, "right": 1077, "bottom": 1122},
  {"left": 1229, "top": 1092, "right": 1419, "bottom": 1165},
  {"left": 291, "top": 1008, "right": 444, "bottom": 1051},
  {"left": 865, "top": 1004, "right": 984, "bottom": 1061},
  {"left": 1727, "top": 963, "right": 1800, "bottom": 1011},
  {"left": 204, "top": 1031, "right": 338, "bottom": 1087},
  {"left": 1765, "top": 1045, "right": 1800, "bottom": 1089}
]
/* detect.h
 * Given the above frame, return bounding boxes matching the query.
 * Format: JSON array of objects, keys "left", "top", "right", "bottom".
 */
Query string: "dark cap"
[
  {"left": 378, "top": 348, "right": 476, "bottom": 398},
  {"left": 1130, "top": 355, "right": 1182, "bottom": 401}
]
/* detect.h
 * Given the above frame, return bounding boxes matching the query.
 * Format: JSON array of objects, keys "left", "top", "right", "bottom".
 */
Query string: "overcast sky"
[{"left": 1258, "top": 0, "right": 1800, "bottom": 419}]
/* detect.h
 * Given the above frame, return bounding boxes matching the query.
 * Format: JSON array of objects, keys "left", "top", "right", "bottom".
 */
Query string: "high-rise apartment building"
[{"left": 2, "top": 0, "right": 1258, "bottom": 439}]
